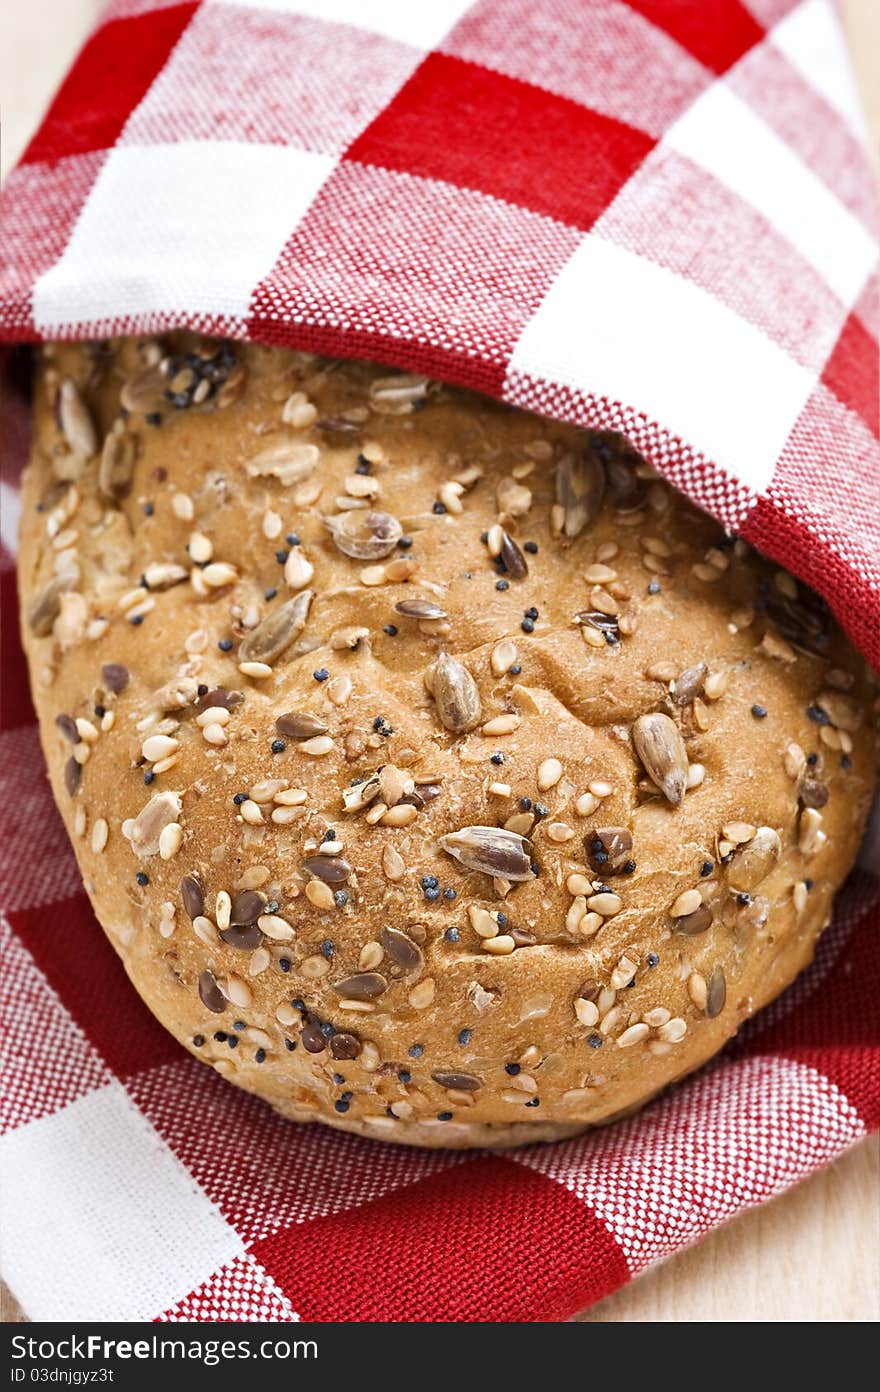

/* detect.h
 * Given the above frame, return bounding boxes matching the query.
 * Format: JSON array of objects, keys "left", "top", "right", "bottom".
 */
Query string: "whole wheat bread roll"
[{"left": 18, "top": 336, "right": 877, "bottom": 1147}]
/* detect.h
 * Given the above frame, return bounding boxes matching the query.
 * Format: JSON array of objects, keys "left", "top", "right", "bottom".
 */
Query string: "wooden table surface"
[{"left": 1, "top": 0, "right": 878, "bottom": 1325}]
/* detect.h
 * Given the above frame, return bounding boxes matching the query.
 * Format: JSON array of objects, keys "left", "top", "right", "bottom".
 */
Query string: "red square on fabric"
[
  {"left": 821, "top": 308, "right": 880, "bottom": 438},
  {"left": 21, "top": 2, "right": 198, "bottom": 164},
  {"left": 626, "top": 0, "right": 765, "bottom": 75},
  {"left": 347, "top": 52, "right": 655, "bottom": 231},
  {"left": 252, "top": 1154, "right": 630, "bottom": 1322},
  {"left": 0, "top": 570, "right": 34, "bottom": 731},
  {"left": 8, "top": 892, "right": 182, "bottom": 1078}
]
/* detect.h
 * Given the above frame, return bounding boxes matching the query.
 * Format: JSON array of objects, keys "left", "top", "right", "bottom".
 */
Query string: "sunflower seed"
[
  {"left": 332, "top": 972, "right": 388, "bottom": 1000},
  {"left": 326, "top": 509, "right": 403, "bottom": 560},
  {"left": 632, "top": 712, "right": 688, "bottom": 805},
  {"left": 671, "top": 662, "right": 707, "bottom": 706},
  {"left": 237, "top": 590, "right": 312, "bottom": 665},
  {"left": 799, "top": 778, "right": 829, "bottom": 810},
  {"left": 28, "top": 575, "right": 75, "bottom": 636},
  {"left": 342, "top": 774, "right": 381, "bottom": 812},
  {"left": 429, "top": 651, "right": 482, "bottom": 733},
  {"left": 59, "top": 379, "right": 97, "bottom": 457},
  {"left": 98, "top": 428, "right": 137, "bottom": 501},
  {"left": 815, "top": 689, "right": 862, "bottom": 732},
  {"left": 706, "top": 966, "right": 726, "bottom": 1018},
  {"left": 726, "top": 826, "right": 782, "bottom": 891},
  {"left": 369, "top": 373, "right": 430, "bottom": 414},
  {"left": 63, "top": 756, "right": 81, "bottom": 797},
  {"left": 438, "top": 825, "right": 533, "bottom": 880},
  {"left": 124, "top": 791, "right": 182, "bottom": 858},
  {"left": 395, "top": 598, "right": 447, "bottom": 620},
  {"left": 120, "top": 365, "right": 166, "bottom": 415},
  {"left": 499, "top": 530, "right": 528, "bottom": 578},
  {"left": 246, "top": 441, "right": 319, "bottom": 486},
  {"left": 555, "top": 446, "right": 605, "bottom": 538}
]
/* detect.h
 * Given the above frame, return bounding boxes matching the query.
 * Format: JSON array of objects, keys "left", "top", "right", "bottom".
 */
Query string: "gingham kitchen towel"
[{"left": 1, "top": 0, "right": 879, "bottom": 1323}]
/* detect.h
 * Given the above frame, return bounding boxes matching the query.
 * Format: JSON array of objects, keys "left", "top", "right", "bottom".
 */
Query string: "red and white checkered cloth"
[{"left": 1, "top": 0, "right": 878, "bottom": 1323}]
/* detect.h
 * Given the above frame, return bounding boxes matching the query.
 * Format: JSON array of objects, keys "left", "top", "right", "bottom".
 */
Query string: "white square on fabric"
[
  {"left": 509, "top": 233, "right": 815, "bottom": 494},
  {"left": 772, "top": 0, "right": 869, "bottom": 141},
  {"left": 33, "top": 142, "right": 335, "bottom": 333},
  {"left": 216, "top": 0, "right": 474, "bottom": 51},
  {"left": 663, "top": 82, "right": 877, "bottom": 309},
  {"left": 0, "top": 1081, "right": 243, "bottom": 1321}
]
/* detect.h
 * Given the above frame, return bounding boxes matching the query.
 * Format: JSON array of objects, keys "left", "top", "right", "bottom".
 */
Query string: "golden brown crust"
[{"left": 18, "top": 336, "right": 878, "bottom": 1148}]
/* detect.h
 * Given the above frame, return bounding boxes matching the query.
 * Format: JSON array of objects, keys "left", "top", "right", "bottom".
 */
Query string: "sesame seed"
[
  {"left": 287, "top": 533, "right": 300, "bottom": 546},
  {"left": 443, "top": 888, "right": 456, "bottom": 901},
  {"left": 587, "top": 1034, "right": 603, "bottom": 1049},
  {"left": 751, "top": 704, "right": 768, "bottom": 719},
  {"left": 444, "top": 927, "right": 460, "bottom": 942},
  {"left": 193, "top": 1035, "right": 204, "bottom": 1047},
  {"left": 270, "top": 739, "right": 286, "bottom": 754},
  {"left": 807, "top": 705, "right": 829, "bottom": 725},
  {"left": 491, "top": 751, "right": 505, "bottom": 765},
  {"left": 458, "top": 1029, "right": 472, "bottom": 1046},
  {"left": 521, "top": 618, "right": 534, "bottom": 633},
  {"left": 524, "top": 541, "right": 538, "bottom": 554},
  {"left": 647, "top": 953, "right": 660, "bottom": 967},
  {"left": 437, "top": 1112, "right": 453, "bottom": 1121},
  {"left": 383, "top": 624, "right": 398, "bottom": 636},
  {"left": 313, "top": 668, "right": 329, "bottom": 682},
  {"left": 700, "top": 860, "right": 714, "bottom": 876},
  {"left": 218, "top": 638, "right": 233, "bottom": 652},
  {"left": 255, "top": 1049, "right": 266, "bottom": 1063},
  {"left": 264, "top": 587, "right": 277, "bottom": 600},
  {"left": 496, "top": 579, "right": 509, "bottom": 591},
  {"left": 408, "top": 1043, "right": 424, "bottom": 1058},
  {"left": 135, "top": 872, "right": 149, "bottom": 886},
  {"left": 432, "top": 501, "right": 447, "bottom": 515}
]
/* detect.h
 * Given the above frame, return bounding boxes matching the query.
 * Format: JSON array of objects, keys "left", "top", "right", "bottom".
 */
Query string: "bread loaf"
[{"left": 18, "top": 335, "right": 877, "bottom": 1147}]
